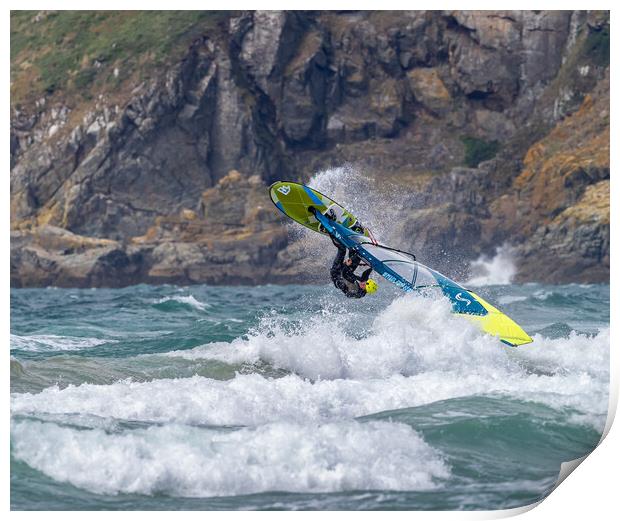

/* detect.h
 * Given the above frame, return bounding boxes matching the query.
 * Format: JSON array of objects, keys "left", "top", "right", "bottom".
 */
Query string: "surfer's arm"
[
  {"left": 355, "top": 267, "right": 373, "bottom": 282},
  {"left": 348, "top": 250, "right": 362, "bottom": 271},
  {"left": 330, "top": 234, "right": 343, "bottom": 248}
]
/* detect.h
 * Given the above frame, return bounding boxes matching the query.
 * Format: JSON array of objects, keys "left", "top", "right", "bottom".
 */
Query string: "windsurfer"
[{"left": 329, "top": 236, "right": 378, "bottom": 298}]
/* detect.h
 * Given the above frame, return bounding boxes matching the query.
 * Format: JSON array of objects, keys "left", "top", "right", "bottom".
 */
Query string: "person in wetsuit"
[{"left": 329, "top": 236, "right": 378, "bottom": 298}]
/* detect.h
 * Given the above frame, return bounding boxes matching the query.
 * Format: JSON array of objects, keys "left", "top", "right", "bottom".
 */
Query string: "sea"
[{"left": 10, "top": 281, "right": 610, "bottom": 510}]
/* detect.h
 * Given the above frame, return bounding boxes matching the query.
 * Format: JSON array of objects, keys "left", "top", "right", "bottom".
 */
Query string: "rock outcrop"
[
  {"left": 510, "top": 70, "right": 610, "bottom": 282},
  {"left": 11, "top": 10, "right": 609, "bottom": 287}
]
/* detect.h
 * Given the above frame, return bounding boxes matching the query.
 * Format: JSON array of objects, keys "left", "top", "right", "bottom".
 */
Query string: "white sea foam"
[
  {"left": 10, "top": 334, "right": 115, "bottom": 352},
  {"left": 466, "top": 244, "right": 517, "bottom": 286},
  {"left": 11, "top": 369, "right": 608, "bottom": 431},
  {"left": 497, "top": 295, "right": 527, "bottom": 305},
  {"left": 12, "top": 294, "right": 609, "bottom": 429},
  {"left": 11, "top": 321, "right": 609, "bottom": 431},
  {"left": 533, "top": 289, "right": 553, "bottom": 301},
  {"left": 11, "top": 419, "right": 449, "bottom": 497},
  {"left": 155, "top": 295, "right": 210, "bottom": 311},
  {"left": 511, "top": 329, "right": 610, "bottom": 381},
  {"left": 166, "top": 295, "right": 513, "bottom": 380}
]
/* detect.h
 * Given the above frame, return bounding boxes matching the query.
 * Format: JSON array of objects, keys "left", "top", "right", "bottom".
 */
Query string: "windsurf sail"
[{"left": 313, "top": 209, "right": 533, "bottom": 347}]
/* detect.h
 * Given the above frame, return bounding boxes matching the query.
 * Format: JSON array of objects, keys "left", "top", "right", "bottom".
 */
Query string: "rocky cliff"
[{"left": 11, "top": 10, "right": 610, "bottom": 287}]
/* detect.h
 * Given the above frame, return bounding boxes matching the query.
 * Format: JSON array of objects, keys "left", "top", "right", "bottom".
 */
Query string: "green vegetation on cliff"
[
  {"left": 10, "top": 11, "right": 226, "bottom": 104},
  {"left": 461, "top": 136, "right": 501, "bottom": 168},
  {"left": 584, "top": 25, "right": 610, "bottom": 67}
]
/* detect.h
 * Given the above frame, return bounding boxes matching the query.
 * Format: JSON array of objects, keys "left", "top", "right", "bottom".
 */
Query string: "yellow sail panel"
[
  {"left": 269, "top": 181, "right": 369, "bottom": 237},
  {"left": 463, "top": 292, "right": 533, "bottom": 347}
]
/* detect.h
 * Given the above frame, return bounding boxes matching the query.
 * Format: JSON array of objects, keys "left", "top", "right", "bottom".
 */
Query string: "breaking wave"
[
  {"left": 12, "top": 295, "right": 609, "bottom": 431},
  {"left": 11, "top": 419, "right": 449, "bottom": 497},
  {"left": 10, "top": 334, "right": 116, "bottom": 353},
  {"left": 153, "top": 295, "right": 210, "bottom": 312}
]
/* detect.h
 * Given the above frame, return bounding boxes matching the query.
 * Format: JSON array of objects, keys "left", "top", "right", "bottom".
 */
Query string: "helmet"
[{"left": 365, "top": 279, "right": 378, "bottom": 294}]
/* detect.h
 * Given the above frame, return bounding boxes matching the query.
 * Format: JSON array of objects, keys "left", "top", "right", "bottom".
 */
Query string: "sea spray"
[
  {"left": 285, "top": 166, "right": 410, "bottom": 268},
  {"left": 466, "top": 244, "right": 517, "bottom": 286}
]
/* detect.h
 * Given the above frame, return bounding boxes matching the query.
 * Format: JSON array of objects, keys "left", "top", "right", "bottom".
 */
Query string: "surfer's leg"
[
  {"left": 358, "top": 267, "right": 373, "bottom": 282},
  {"left": 330, "top": 245, "right": 346, "bottom": 279},
  {"left": 348, "top": 250, "right": 362, "bottom": 270},
  {"left": 330, "top": 235, "right": 342, "bottom": 247}
]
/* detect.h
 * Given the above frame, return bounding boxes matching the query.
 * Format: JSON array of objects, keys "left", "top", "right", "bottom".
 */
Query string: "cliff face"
[{"left": 10, "top": 10, "right": 609, "bottom": 287}]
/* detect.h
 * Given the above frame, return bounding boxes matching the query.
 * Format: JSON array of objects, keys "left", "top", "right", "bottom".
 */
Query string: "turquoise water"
[{"left": 10, "top": 283, "right": 609, "bottom": 510}]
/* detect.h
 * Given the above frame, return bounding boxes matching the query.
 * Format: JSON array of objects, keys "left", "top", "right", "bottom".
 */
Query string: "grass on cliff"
[
  {"left": 461, "top": 136, "right": 501, "bottom": 168},
  {"left": 583, "top": 24, "right": 610, "bottom": 67},
  {"left": 10, "top": 11, "right": 227, "bottom": 105}
]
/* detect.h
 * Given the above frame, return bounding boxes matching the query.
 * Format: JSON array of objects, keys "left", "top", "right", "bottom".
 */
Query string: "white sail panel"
[{"left": 352, "top": 242, "right": 440, "bottom": 289}]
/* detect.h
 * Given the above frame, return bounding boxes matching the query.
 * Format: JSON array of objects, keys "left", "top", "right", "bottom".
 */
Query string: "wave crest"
[{"left": 11, "top": 419, "right": 449, "bottom": 497}]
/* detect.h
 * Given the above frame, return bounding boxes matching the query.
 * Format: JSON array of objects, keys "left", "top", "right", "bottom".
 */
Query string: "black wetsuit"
[{"left": 330, "top": 239, "right": 373, "bottom": 298}]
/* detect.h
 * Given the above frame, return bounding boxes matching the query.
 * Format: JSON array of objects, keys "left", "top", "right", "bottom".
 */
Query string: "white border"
[{"left": 5, "top": 3, "right": 616, "bottom": 519}]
